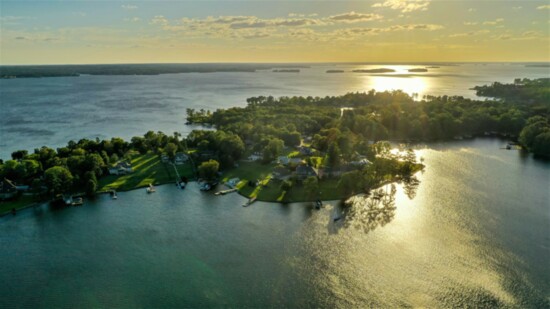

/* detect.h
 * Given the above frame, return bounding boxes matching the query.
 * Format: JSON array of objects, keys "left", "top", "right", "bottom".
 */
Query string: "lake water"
[
  {"left": 1, "top": 63, "right": 549, "bottom": 159},
  {"left": 1, "top": 138, "right": 549, "bottom": 308}
]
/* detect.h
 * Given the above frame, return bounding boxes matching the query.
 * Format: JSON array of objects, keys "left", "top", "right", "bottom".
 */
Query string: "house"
[
  {"left": 298, "top": 146, "right": 314, "bottom": 156},
  {"left": 277, "top": 156, "right": 290, "bottom": 165},
  {"left": 295, "top": 165, "right": 318, "bottom": 180},
  {"left": 109, "top": 162, "right": 133, "bottom": 176},
  {"left": 247, "top": 152, "right": 262, "bottom": 161},
  {"left": 175, "top": 152, "right": 189, "bottom": 165},
  {"left": 289, "top": 158, "right": 304, "bottom": 165},
  {"left": 226, "top": 178, "right": 240, "bottom": 188},
  {"left": 272, "top": 166, "right": 292, "bottom": 180},
  {"left": 349, "top": 158, "right": 371, "bottom": 166},
  {"left": 0, "top": 178, "right": 18, "bottom": 200},
  {"left": 318, "top": 164, "right": 357, "bottom": 179}
]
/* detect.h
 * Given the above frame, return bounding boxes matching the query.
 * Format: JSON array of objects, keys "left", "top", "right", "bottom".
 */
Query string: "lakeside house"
[
  {"left": 298, "top": 146, "right": 314, "bottom": 156},
  {"left": 247, "top": 152, "right": 262, "bottom": 161},
  {"left": 226, "top": 178, "right": 240, "bottom": 188},
  {"left": 349, "top": 158, "right": 372, "bottom": 166},
  {"left": 0, "top": 178, "right": 18, "bottom": 200},
  {"left": 109, "top": 162, "right": 133, "bottom": 176},
  {"left": 295, "top": 165, "right": 318, "bottom": 180},
  {"left": 277, "top": 156, "right": 290, "bottom": 165},
  {"left": 318, "top": 164, "right": 360, "bottom": 179},
  {"left": 272, "top": 166, "right": 292, "bottom": 180},
  {"left": 175, "top": 152, "right": 189, "bottom": 165}
]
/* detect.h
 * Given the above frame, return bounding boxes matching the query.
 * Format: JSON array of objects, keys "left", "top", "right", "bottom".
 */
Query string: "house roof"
[
  {"left": 0, "top": 179, "right": 17, "bottom": 193},
  {"left": 296, "top": 165, "right": 318, "bottom": 176},
  {"left": 273, "top": 167, "right": 291, "bottom": 176}
]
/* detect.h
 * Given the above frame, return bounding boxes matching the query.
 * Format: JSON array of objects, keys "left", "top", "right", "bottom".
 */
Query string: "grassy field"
[
  {"left": 0, "top": 195, "right": 39, "bottom": 216},
  {"left": 98, "top": 153, "right": 194, "bottom": 192},
  {"left": 221, "top": 161, "right": 347, "bottom": 203}
]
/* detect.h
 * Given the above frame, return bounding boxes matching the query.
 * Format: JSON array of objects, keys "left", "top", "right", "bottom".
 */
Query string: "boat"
[
  {"left": 110, "top": 190, "right": 117, "bottom": 199},
  {"left": 146, "top": 184, "right": 156, "bottom": 193},
  {"left": 71, "top": 197, "right": 83, "bottom": 206},
  {"left": 315, "top": 200, "right": 323, "bottom": 209},
  {"left": 242, "top": 197, "right": 257, "bottom": 207}
]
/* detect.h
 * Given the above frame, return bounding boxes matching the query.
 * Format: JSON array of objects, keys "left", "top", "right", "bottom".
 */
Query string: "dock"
[
  {"left": 215, "top": 188, "right": 238, "bottom": 195},
  {"left": 242, "top": 197, "right": 257, "bottom": 207}
]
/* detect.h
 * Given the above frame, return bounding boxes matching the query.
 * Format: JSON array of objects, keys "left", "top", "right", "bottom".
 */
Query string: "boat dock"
[
  {"left": 242, "top": 197, "right": 257, "bottom": 207},
  {"left": 215, "top": 188, "right": 238, "bottom": 195}
]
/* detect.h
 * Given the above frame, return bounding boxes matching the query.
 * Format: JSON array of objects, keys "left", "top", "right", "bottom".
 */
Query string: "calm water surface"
[
  {"left": 1, "top": 63, "right": 549, "bottom": 159},
  {"left": 1, "top": 138, "right": 549, "bottom": 308}
]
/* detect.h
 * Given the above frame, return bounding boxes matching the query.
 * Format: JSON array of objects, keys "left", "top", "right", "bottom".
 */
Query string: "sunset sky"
[{"left": 1, "top": 0, "right": 549, "bottom": 64}]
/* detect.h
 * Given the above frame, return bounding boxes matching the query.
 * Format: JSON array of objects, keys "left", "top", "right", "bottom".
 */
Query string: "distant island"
[
  {"left": 0, "top": 63, "right": 308, "bottom": 79},
  {"left": 326, "top": 70, "right": 345, "bottom": 73},
  {"left": 1, "top": 78, "right": 549, "bottom": 215},
  {"left": 425, "top": 66, "right": 440, "bottom": 69},
  {"left": 408, "top": 68, "right": 428, "bottom": 73},
  {"left": 273, "top": 69, "right": 300, "bottom": 73},
  {"left": 525, "top": 64, "right": 550, "bottom": 68},
  {"left": 352, "top": 68, "right": 395, "bottom": 73}
]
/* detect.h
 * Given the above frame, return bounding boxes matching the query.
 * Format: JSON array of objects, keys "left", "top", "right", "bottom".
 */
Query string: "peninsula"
[{"left": 1, "top": 78, "right": 549, "bottom": 214}]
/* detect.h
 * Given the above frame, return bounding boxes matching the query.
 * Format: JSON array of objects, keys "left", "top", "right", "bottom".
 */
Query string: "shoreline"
[{"left": 0, "top": 175, "right": 412, "bottom": 217}]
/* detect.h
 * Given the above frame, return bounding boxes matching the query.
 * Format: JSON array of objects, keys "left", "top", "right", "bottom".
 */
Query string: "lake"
[
  {"left": 1, "top": 63, "right": 549, "bottom": 159},
  {"left": 1, "top": 138, "right": 549, "bottom": 308}
]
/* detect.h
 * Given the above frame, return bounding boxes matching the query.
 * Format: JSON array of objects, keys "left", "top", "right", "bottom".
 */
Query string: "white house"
[
  {"left": 247, "top": 152, "right": 262, "bottom": 161},
  {"left": 277, "top": 156, "right": 290, "bottom": 165},
  {"left": 109, "top": 162, "right": 133, "bottom": 175}
]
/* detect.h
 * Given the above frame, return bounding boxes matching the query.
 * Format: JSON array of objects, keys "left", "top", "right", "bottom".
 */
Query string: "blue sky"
[{"left": 1, "top": 0, "right": 549, "bottom": 64}]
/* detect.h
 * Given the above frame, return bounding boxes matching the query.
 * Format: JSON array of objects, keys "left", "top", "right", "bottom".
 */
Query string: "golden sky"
[{"left": 1, "top": 0, "right": 549, "bottom": 64}]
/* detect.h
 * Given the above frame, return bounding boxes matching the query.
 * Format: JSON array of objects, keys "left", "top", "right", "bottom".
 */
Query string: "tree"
[
  {"left": 262, "top": 138, "right": 284, "bottom": 163},
  {"left": 519, "top": 116, "right": 549, "bottom": 150},
  {"left": 326, "top": 143, "right": 341, "bottom": 167},
  {"left": 11, "top": 150, "right": 28, "bottom": 160},
  {"left": 338, "top": 171, "right": 363, "bottom": 195},
  {"left": 44, "top": 166, "right": 73, "bottom": 195},
  {"left": 164, "top": 142, "right": 178, "bottom": 160},
  {"left": 532, "top": 132, "right": 550, "bottom": 157},
  {"left": 280, "top": 180, "right": 292, "bottom": 191},
  {"left": 198, "top": 159, "right": 219, "bottom": 181},
  {"left": 303, "top": 176, "right": 319, "bottom": 199}
]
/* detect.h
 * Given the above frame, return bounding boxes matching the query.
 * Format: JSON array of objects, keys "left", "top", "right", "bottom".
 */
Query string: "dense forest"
[{"left": 189, "top": 78, "right": 550, "bottom": 157}]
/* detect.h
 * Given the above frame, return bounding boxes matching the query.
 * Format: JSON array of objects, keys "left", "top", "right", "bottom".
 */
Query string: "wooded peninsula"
[{"left": 1, "top": 78, "right": 549, "bottom": 214}]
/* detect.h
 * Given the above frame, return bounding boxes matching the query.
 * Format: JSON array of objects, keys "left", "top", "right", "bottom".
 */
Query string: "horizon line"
[{"left": 2, "top": 61, "right": 550, "bottom": 67}]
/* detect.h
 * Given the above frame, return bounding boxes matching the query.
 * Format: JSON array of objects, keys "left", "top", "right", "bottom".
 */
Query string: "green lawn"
[
  {"left": 98, "top": 153, "right": 194, "bottom": 192},
  {"left": 221, "top": 161, "right": 347, "bottom": 203},
  {"left": 0, "top": 195, "right": 39, "bottom": 215}
]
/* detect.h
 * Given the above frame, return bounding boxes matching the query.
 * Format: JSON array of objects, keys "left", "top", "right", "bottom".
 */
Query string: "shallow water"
[
  {"left": 1, "top": 138, "right": 548, "bottom": 308},
  {"left": 1, "top": 63, "right": 549, "bottom": 159}
]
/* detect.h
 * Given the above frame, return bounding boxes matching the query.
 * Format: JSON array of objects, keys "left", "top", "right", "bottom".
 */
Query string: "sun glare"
[{"left": 370, "top": 76, "right": 428, "bottom": 98}]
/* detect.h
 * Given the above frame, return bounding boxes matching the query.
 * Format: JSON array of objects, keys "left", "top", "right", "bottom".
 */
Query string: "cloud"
[
  {"left": 537, "top": 5, "right": 550, "bottom": 9},
  {"left": 372, "top": 0, "right": 431, "bottom": 13},
  {"left": 150, "top": 15, "right": 168, "bottom": 26},
  {"left": 328, "top": 11, "right": 383, "bottom": 23},
  {"left": 0, "top": 16, "right": 29, "bottom": 26},
  {"left": 229, "top": 17, "right": 322, "bottom": 29},
  {"left": 483, "top": 18, "right": 504, "bottom": 25},
  {"left": 124, "top": 17, "right": 141, "bottom": 22},
  {"left": 449, "top": 30, "right": 490, "bottom": 37},
  {"left": 512, "top": 6, "right": 522, "bottom": 10},
  {"left": 468, "top": 8, "right": 476, "bottom": 12},
  {"left": 463, "top": 22, "right": 478, "bottom": 26},
  {"left": 121, "top": 4, "right": 138, "bottom": 10}
]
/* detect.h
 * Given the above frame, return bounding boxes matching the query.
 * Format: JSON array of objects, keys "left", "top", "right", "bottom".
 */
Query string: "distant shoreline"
[{"left": 1, "top": 62, "right": 548, "bottom": 79}]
